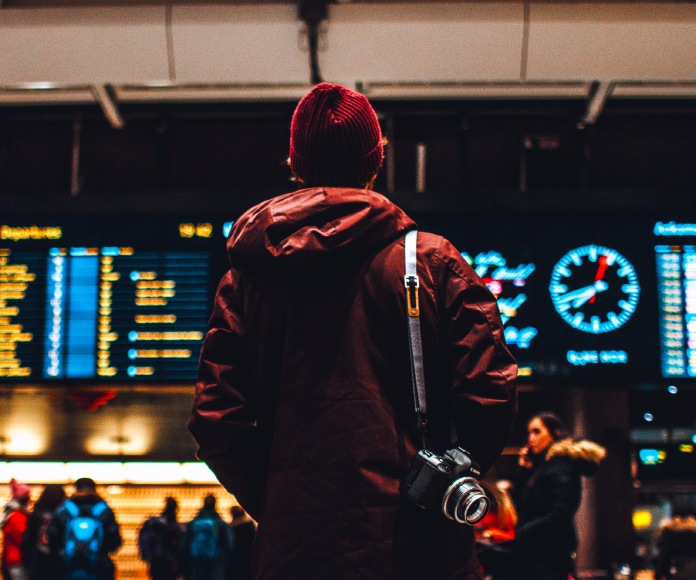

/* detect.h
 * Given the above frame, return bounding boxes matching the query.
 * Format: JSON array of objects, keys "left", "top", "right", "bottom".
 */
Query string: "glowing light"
[
  {"left": 639, "top": 449, "right": 663, "bottom": 465},
  {"left": 643, "top": 413, "right": 654, "bottom": 422},
  {"left": 632, "top": 510, "right": 652, "bottom": 529},
  {"left": 668, "top": 385, "right": 678, "bottom": 394},
  {"left": 0, "top": 462, "right": 219, "bottom": 484}
]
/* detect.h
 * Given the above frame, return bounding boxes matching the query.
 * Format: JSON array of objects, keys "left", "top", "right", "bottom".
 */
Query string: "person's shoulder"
[
  {"left": 417, "top": 231, "right": 480, "bottom": 283},
  {"left": 7, "top": 508, "right": 28, "bottom": 522}
]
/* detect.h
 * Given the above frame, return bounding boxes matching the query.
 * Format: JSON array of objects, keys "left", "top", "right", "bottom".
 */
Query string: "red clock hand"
[{"left": 589, "top": 255, "right": 608, "bottom": 304}]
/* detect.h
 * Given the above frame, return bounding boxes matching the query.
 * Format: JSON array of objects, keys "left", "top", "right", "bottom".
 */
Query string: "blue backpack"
[
  {"left": 63, "top": 499, "right": 108, "bottom": 570},
  {"left": 188, "top": 517, "right": 219, "bottom": 561}
]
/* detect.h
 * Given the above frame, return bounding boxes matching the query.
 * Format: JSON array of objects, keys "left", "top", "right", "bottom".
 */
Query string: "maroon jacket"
[{"left": 189, "top": 187, "right": 517, "bottom": 580}]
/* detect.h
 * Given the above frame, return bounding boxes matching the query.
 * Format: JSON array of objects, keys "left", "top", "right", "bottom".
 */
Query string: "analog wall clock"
[{"left": 549, "top": 244, "right": 640, "bottom": 334}]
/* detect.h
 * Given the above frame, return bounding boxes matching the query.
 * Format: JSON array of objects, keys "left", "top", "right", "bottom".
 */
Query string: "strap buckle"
[{"left": 404, "top": 274, "right": 420, "bottom": 317}]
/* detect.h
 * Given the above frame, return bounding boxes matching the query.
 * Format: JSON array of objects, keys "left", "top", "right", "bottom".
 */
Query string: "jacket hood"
[
  {"left": 227, "top": 187, "right": 416, "bottom": 271},
  {"left": 546, "top": 438, "right": 607, "bottom": 476}
]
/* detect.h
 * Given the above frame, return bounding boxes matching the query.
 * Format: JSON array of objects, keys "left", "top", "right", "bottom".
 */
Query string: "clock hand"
[
  {"left": 572, "top": 280, "right": 608, "bottom": 308},
  {"left": 556, "top": 280, "right": 609, "bottom": 308},
  {"left": 589, "top": 255, "right": 608, "bottom": 304},
  {"left": 556, "top": 285, "right": 597, "bottom": 305}
]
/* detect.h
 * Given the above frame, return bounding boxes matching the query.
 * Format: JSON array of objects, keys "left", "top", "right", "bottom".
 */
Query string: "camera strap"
[{"left": 404, "top": 229, "right": 428, "bottom": 446}]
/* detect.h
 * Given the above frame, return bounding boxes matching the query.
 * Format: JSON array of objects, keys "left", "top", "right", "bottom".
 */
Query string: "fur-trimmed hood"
[
  {"left": 661, "top": 515, "right": 696, "bottom": 533},
  {"left": 546, "top": 437, "right": 607, "bottom": 476}
]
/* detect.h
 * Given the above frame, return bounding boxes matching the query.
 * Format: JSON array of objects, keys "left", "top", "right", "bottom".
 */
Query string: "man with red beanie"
[{"left": 189, "top": 82, "right": 517, "bottom": 579}]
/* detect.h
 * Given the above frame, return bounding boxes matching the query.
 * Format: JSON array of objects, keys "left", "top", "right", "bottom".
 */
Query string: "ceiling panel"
[
  {"left": 0, "top": 7, "right": 170, "bottom": 84},
  {"left": 323, "top": 3, "right": 524, "bottom": 86},
  {"left": 171, "top": 4, "right": 308, "bottom": 84},
  {"left": 527, "top": 3, "right": 696, "bottom": 81}
]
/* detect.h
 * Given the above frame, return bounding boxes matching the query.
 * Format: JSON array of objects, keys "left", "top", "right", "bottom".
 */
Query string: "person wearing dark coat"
[
  {"left": 189, "top": 82, "right": 518, "bottom": 580},
  {"left": 47, "top": 477, "right": 122, "bottom": 580},
  {"left": 227, "top": 505, "right": 255, "bottom": 580},
  {"left": 138, "top": 496, "right": 184, "bottom": 580},
  {"left": 512, "top": 412, "right": 606, "bottom": 580},
  {"left": 182, "top": 494, "right": 233, "bottom": 580},
  {"left": 654, "top": 513, "right": 696, "bottom": 580},
  {"left": 21, "top": 483, "right": 66, "bottom": 580}
]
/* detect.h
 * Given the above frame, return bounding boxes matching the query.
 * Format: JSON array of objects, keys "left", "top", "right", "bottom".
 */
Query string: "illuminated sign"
[
  {"left": 461, "top": 250, "right": 538, "bottom": 349},
  {"left": 2, "top": 211, "right": 696, "bottom": 385}
]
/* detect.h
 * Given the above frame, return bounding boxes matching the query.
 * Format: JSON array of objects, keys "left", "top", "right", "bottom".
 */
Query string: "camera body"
[{"left": 400, "top": 447, "right": 489, "bottom": 525}]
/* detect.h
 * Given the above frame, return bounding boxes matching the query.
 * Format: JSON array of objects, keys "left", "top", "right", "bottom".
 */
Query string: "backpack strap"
[
  {"left": 64, "top": 499, "right": 79, "bottom": 518},
  {"left": 91, "top": 501, "right": 108, "bottom": 518}
]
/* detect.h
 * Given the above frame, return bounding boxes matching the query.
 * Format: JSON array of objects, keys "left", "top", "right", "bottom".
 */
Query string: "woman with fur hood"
[{"left": 511, "top": 412, "right": 606, "bottom": 580}]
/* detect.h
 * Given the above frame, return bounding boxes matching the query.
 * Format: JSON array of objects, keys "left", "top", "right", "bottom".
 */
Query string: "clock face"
[{"left": 549, "top": 244, "right": 641, "bottom": 334}]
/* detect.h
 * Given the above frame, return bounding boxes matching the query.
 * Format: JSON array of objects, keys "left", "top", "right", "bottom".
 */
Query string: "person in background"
[
  {"left": 183, "top": 494, "right": 233, "bottom": 580},
  {"left": 475, "top": 479, "right": 517, "bottom": 580},
  {"left": 512, "top": 412, "right": 606, "bottom": 580},
  {"left": 47, "top": 477, "right": 122, "bottom": 580},
  {"left": 227, "top": 505, "right": 255, "bottom": 580},
  {"left": 476, "top": 479, "right": 517, "bottom": 543},
  {"left": 138, "top": 496, "right": 184, "bottom": 580},
  {"left": 1, "top": 478, "right": 31, "bottom": 580},
  {"left": 189, "top": 81, "right": 517, "bottom": 579},
  {"left": 654, "top": 512, "right": 696, "bottom": 580},
  {"left": 21, "top": 484, "right": 66, "bottom": 580}
]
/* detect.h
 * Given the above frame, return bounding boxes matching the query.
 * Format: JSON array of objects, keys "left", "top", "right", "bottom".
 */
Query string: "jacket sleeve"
[
  {"left": 188, "top": 270, "right": 263, "bottom": 518},
  {"left": 437, "top": 238, "right": 518, "bottom": 473}
]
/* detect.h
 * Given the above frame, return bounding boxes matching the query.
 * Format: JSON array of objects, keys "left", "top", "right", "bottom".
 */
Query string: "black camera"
[{"left": 400, "top": 447, "right": 490, "bottom": 525}]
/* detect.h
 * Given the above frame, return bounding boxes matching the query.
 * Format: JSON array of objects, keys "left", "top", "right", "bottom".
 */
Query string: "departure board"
[
  {"left": 655, "top": 223, "right": 696, "bottom": 378},
  {"left": 0, "top": 218, "right": 221, "bottom": 383},
  {"left": 3, "top": 211, "right": 696, "bottom": 386}
]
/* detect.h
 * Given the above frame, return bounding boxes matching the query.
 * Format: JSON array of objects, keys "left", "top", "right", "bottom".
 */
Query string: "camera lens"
[{"left": 442, "top": 477, "right": 490, "bottom": 525}]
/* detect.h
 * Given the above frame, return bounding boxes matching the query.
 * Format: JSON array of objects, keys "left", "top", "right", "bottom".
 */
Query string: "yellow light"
[
  {"left": 0, "top": 462, "right": 68, "bottom": 484},
  {"left": 0, "top": 461, "right": 220, "bottom": 485},
  {"left": 679, "top": 444, "right": 694, "bottom": 453},
  {"left": 123, "top": 463, "right": 184, "bottom": 484},
  {"left": 135, "top": 315, "right": 177, "bottom": 324},
  {"left": 517, "top": 367, "right": 533, "bottom": 377},
  {"left": 4, "top": 429, "right": 46, "bottom": 455},
  {"left": 182, "top": 462, "right": 219, "bottom": 484},
  {"left": 135, "top": 298, "right": 168, "bottom": 306},
  {"left": 179, "top": 223, "right": 195, "bottom": 238},
  {"left": 633, "top": 510, "right": 652, "bottom": 529},
  {"left": 66, "top": 462, "right": 126, "bottom": 484},
  {"left": 195, "top": 223, "right": 213, "bottom": 238}
]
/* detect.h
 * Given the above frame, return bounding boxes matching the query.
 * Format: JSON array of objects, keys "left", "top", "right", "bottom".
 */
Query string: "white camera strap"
[{"left": 404, "top": 229, "right": 428, "bottom": 443}]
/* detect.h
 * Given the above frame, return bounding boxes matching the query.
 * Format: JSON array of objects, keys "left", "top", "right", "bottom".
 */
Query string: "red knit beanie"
[
  {"left": 289, "top": 82, "right": 384, "bottom": 187},
  {"left": 9, "top": 478, "right": 30, "bottom": 501}
]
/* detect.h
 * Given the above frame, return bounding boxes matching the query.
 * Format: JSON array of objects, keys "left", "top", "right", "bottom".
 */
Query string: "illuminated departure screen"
[
  {"left": 2, "top": 212, "right": 696, "bottom": 385},
  {"left": 654, "top": 223, "right": 696, "bottom": 378},
  {"left": 0, "top": 219, "right": 221, "bottom": 383}
]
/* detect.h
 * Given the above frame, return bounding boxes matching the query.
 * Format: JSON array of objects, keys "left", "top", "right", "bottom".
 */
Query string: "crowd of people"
[{"left": 0, "top": 478, "right": 255, "bottom": 580}]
